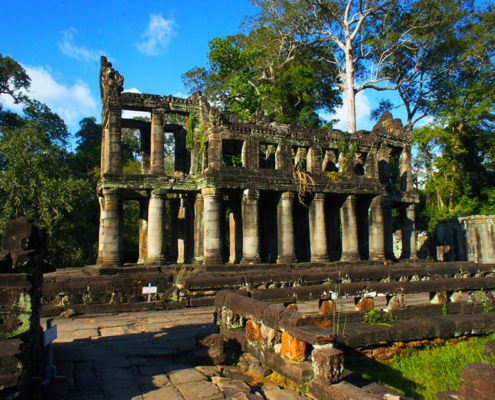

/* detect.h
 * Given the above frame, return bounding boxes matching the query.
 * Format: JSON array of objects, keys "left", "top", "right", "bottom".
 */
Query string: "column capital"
[
  {"left": 314, "top": 193, "right": 325, "bottom": 201},
  {"left": 152, "top": 108, "right": 166, "bottom": 117},
  {"left": 103, "top": 188, "right": 122, "bottom": 198},
  {"left": 243, "top": 189, "right": 260, "bottom": 199},
  {"left": 281, "top": 192, "right": 295, "bottom": 200},
  {"left": 151, "top": 189, "right": 167, "bottom": 199},
  {"left": 202, "top": 187, "right": 220, "bottom": 197}
]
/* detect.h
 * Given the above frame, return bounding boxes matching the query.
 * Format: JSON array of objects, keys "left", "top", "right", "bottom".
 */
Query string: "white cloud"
[
  {"left": 58, "top": 27, "right": 106, "bottom": 63},
  {"left": 122, "top": 110, "right": 150, "bottom": 119},
  {"left": 2, "top": 65, "right": 99, "bottom": 129},
  {"left": 122, "top": 87, "right": 141, "bottom": 94},
  {"left": 330, "top": 91, "right": 372, "bottom": 131},
  {"left": 137, "top": 14, "right": 177, "bottom": 56},
  {"left": 173, "top": 91, "right": 187, "bottom": 99}
]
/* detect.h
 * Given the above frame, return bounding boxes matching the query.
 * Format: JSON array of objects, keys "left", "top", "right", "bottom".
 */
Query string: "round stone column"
[
  {"left": 102, "top": 189, "right": 123, "bottom": 265},
  {"left": 401, "top": 203, "right": 418, "bottom": 260},
  {"left": 150, "top": 109, "right": 165, "bottom": 174},
  {"left": 137, "top": 197, "right": 149, "bottom": 264},
  {"left": 277, "top": 192, "right": 296, "bottom": 264},
  {"left": 96, "top": 196, "right": 105, "bottom": 265},
  {"left": 369, "top": 195, "right": 385, "bottom": 260},
  {"left": 341, "top": 195, "right": 360, "bottom": 261},
  {"left": 193, "top": 193, "right": 204, "bottom": 264},
  {"left": 310, "top": 193, "right": 329, "bottom": 263},
  {"left": 241, "top": 189, "right": 261, "bottom": 264},
  {"left": 202, "top": 188, "right": 223, "bottom": 264},
  {"left": 147, "top": 190, "right": 167, "bottom": 265}
]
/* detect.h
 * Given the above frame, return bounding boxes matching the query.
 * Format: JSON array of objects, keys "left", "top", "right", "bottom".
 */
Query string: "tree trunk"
[{"left": 345, "top": 44, "right": 356, "bottom": 134}]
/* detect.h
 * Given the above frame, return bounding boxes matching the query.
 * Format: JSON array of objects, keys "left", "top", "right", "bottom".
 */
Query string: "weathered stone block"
[
  {"left": 319, "top": 299, "right": 336, "bottom": 314},
  {"left": 246, "top": 320, "right": 263, "bottom": 345},
  {"left": 355, "top": 296, "right": 374, "bottom": 312},
  {"left": 194, "top": 332, "right": 226, "bottom": 366},
  {"left": 311, "top": 346, "right": 344, "bottom": 384},
  {"left": 280, "top": 331, "right": 306, "bottom": 362}
]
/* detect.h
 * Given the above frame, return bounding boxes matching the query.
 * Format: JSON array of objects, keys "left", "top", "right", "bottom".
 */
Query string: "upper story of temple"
[{"left": 98, "top": 56, "right": 417, "bottom": 205}]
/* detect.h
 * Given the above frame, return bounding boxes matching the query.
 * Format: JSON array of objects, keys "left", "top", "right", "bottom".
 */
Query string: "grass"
[{"left": 352, "top": 334, "right": 495, "bottom": 400}]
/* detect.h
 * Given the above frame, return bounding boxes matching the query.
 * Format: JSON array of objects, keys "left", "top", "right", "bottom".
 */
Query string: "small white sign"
[
  {"left": 43, "top": 325, "right": 57, "bottom": 346},
  {"left": 142, "top": 285, "right": 157, "bottom": 294}
]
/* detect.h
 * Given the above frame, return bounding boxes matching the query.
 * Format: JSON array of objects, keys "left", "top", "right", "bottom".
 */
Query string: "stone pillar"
[
  {"left": 241, "top": 189, "right": 260, "bottom": 264},
  {"left": 137, "top": 197, "right": 149, "bottom": 264},
  {"left": 307, "top": 147, "right": 322, "bottom": 174},
  {"left": 147, "top": 190, "right": 167, "bottom": 265},
  {"left": 341, "top": 195, "right": 360, "bottom": 261},
  {"left": 102, "top": 189, "right": 123, "bottom": 265},
  {"left": 151, "top": 109, "right": 165, "bottom": 174},
  {"left": 107, "top": 109, "right": 122, "bottom": 174},
  {"left": 100, "top": 125, "right": 106, "bottom": 174},
  {"left": 140, "top": 124, "right": 151, "bottom": 174},
  {"left": 400, "top": 145, "right": 413, "bottom": 192},
  {"left": 401, "top": 203, "right": 418, "bottom": 259},
  {"left": 193, "top": 193, "right": 204, "bottom": 264},
  {"left": 177, "top": 195, "right": 191, "bottom": 263},
  {"left": 310, "top": 193, "right": 329, "bottom": 262},
  {"left": 369, "top": 195, "right": 385, "bottom": 260},
  {"left": 96, "top": 196, "right": 105, "bottom": 264},
  {"left": 169, "top": 196, "right": 179, "bottom": 262},
  {"left": 383, "top": 202, "right": 394, "bottom": 259},
  {"left": 203, "top": 188, "right": 223, "bottom": 264},
  {"left": 277, "top": 192, "right": 296, "bottom": 264}
]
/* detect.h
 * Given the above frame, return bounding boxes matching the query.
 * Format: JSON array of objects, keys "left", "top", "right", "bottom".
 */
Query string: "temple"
[{"left": 96, "top": 56, "right": 418, "bottom": 268}]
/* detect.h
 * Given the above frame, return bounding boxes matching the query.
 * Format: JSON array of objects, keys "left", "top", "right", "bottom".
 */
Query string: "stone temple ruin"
[{"left": 96, "top": 56, "right": 418, "bottom": 269}]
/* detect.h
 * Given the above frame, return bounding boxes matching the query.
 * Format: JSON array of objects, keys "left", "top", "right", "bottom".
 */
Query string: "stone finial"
[{"left": 100, "top": 56, "right": 124, "bottom": 100}]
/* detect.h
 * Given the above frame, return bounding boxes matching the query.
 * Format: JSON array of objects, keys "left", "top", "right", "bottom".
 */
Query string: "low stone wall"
[
  {"left": 0, "top": 218, "right": 45, "bottom": 394},
  {"left": 432, "top": 215, "right": 495, "bottom": 263}
]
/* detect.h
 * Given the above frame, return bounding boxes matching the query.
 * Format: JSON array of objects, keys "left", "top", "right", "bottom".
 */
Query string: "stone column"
[
  {"left": 102, "top": 189, "right": 123, "bottom": 265},
  {"left": 401, "top": 203, "right": 418, "bottom": 259},
  {"left": 151, "top": 109, "right": 165, "bottom": 174},
  {"left": 241, "top": 189, "right": 260, "bottom": 264},
  {"left": 140, "top": 124, "right": 151, "bottom": 174},
  {"left": 107, "top": 108, "right": 122, "bottom": 174},
  {"left": 202, "top": 188, "right": 223, "bottom": 264},
  {"left": 277, "top": 192, "right": 296, "bottom": 264},
  {"left": 100, "top": 126, "right": 107, "bottom": 174},
  {"left": 147, "top": 190, "right": 167, "bottom": 265},
  {"left": 137, "top": 198, "right": 149, "bottom": 264},
  {"left": 96, "top": 196, "right": 105, "bottom": 264},
  {"left": 193, "top": 193, "right": 204, "bottom": 264},
  {"left": 369, "top": 195, "right": 385, "bottom": 260},
  {"left": 310, "top": 193, "right": 329, "bottom": 262},
  {"left": 169, "top": 196, "right": 179, "bottom": 262},
  {"left": 177, "top": 195, "right": 191, "bottom": 264},
  {"left": 341, "top": 195, "right": 360, "bottom": 261},
  {"left": 400, "top": 145, "right": 413, "bottom": 192}
]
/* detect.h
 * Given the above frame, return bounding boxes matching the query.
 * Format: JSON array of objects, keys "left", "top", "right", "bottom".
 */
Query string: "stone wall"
[
  {"left": 432, "top": 215, "right": 495, "bottom": 263},
  {"left": 0, "top": 217, "right": 45, "bottom": 394}
]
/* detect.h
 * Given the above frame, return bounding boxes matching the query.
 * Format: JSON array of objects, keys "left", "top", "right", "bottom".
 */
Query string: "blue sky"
[{"left": 1, "top": 0, "right": 394, "bottom": 147}]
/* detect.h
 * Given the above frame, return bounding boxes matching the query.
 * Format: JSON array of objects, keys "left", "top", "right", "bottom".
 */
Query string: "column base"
[
  {"left": 400, "top": 254, "right": 419, "bottom": 260},
  {"left": 137, "top": 257, "right": 147, "bottom": 265},
  {"left": 146, "top": 256, "right": 166, "bottom": 265},
  {"left": 341, "top": 252, "right": 360, "bottom": 261},
  {"left": 96, "top": 256, "right": 104, "bottom": 265},
  {"left": 240, "top": 256, "right": 261, "bottom": 265},
  {"left": 102, "top": 256, "right": 123, "bottom": 265},
  {"left": 277, "top": 255, "right": 297, "bottom": 264},
  {"left": 204, "top": 255, "right": 224, "bottom": 265},
  {"left": 311, "top": 254, "right": 329, "bottom": 263},
  {"left": 369, "top": 252, "right": 385, "bottom": 261}
]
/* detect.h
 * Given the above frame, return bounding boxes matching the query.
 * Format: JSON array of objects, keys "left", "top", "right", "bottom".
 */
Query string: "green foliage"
[
  {"left": 182, "top": 30, "right": 341, "bottom": 125},
  {"left": 353, "top": 334, "right": 495, "bottom": 400},
  {"left": 0, "top": 54, "right": 30, "bottom": 110},
  {"left": 442, "top": 303, "right": 448, "bottom": 316},
  {"left": 0, "top": 100, "right": 94, "bottom": 267},
  {"left": 185, "top": 113, "right": 195, "bottom": 151}
]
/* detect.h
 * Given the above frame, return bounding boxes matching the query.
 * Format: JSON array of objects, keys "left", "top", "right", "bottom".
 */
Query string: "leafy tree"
[
  {"left": 0, "top": 54, "right": 30, "bottom": 111},
  {"left": 183, "top": 30, "right": 341, "bottom": 127},
  {"left": 0, "top": 100, "right": 94, "bottom": 267}
]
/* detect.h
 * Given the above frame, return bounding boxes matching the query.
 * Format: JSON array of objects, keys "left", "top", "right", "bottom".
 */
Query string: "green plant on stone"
[
  {"left": 442, "top": 303, "right": 448, "bottom": 316},
  {"left": 478, "top": 288, "right": 493, "bottom": 313},
  {"left": 186, "top": 113, "right": 195, "bottom": 151},
  {"left": 364, "top": 309, "right": 381, "bottom": 325},
  {"left": 327, "top": 139, "right": 358, "bottom": 181}
]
